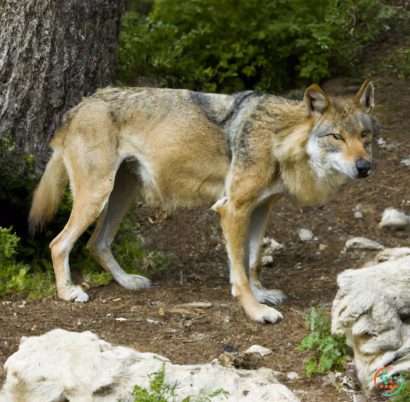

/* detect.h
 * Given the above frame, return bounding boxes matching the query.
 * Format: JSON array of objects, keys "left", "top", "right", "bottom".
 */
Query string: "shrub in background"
[{"left": 118, "top": 0, "right": 409, "bottom": 93}]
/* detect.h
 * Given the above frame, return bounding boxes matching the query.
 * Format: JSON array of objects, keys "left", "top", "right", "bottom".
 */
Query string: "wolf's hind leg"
[
  {"left": 87, "top": 161, "right": 154, "bottom": 291},
  {"left": 248, "top": 195, "right": 286, "bottom": 306},
  {"left": 50, "top": 180, "right": 115, "bottom": 302}
]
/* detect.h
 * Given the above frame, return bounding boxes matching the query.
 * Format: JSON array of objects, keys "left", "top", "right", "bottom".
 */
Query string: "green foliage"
[
  {"left": 129, "top": 363, "right": 228, "bottom": 402},
  {"left": 298, "top": 307, "right": 347, "bottom": 377},
  {"left": 118, "top": 0, "right": 409, "bottom": 93},
  {"left": 392, "top": 372, "right": 410, "bottom": 401},
  {"left": 0, "top": 227, "right": 56, "bottom": 299},
  {"left": 393, "top": 47, "right": 410, "bottom": 80},
  {"left": 113, "top": 218, "right": 174, "bottom": 278}
]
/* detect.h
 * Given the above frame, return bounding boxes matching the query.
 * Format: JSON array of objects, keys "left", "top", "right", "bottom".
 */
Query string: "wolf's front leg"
[
  {"left": 213, "top": 197, "right": 283, "bottom": 324},
  {"left": 247, "top": 194, "right": 287, "bottom": 306}
]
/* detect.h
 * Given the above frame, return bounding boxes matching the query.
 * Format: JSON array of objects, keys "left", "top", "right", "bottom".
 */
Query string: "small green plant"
[
  {"left": 130, "top": 363, "right": 229, "bottom": 402},
  {"left": 113, "top": 218, "right": 174, "bottom": 278},
  {"left": 0, "top": 227, "right": 56, "bottom": 299},
  {"left": 298, "top": 307, "right": 347, "bottom": 377},
  {"left": 392, "top": 372, "right": 410, "bottom": 401},
  {"left": 396, "top": 48, "right": 410, "bottom": 80}
]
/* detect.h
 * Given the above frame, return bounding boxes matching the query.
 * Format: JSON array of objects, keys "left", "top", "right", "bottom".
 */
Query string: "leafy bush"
[
  {"left": 0, "top": 227, "right": 56, "bottom": 299},
  {"left": 298, "top": 307, "right": 347, "bottom": 377},
  {"left": 130, "top": 363, "right": 228, "bottom": 402},
  {"left": 118, "top": 0, "right": 409, "bottom": 93}
]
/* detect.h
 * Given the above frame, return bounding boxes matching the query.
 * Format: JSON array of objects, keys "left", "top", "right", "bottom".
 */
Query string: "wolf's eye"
[
  {"left": 333, "top": 134, "right": 343, "bottom": 140},
  {"left": 361, "top": 131, "right": 368, "bottom": 138}
]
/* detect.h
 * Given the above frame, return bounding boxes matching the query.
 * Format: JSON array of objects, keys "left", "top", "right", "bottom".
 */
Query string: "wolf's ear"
[
  {"left": 304, "top": 84, "right": 330, "bottom": 117},
  {"left": 355, "top": 80, "right": 374, "bottom": 113}
]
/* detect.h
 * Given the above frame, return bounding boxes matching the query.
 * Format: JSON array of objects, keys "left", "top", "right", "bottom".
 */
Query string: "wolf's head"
[{"left": 305, "top": 80, "right": 380, "bottom": 180}]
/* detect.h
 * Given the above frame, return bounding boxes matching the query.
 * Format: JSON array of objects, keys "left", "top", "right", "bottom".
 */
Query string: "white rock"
[
  {"left": 261, "top": 255, "right": 273, "bottom": 266},
  {"left": 345, "top": 237, "right": 384, "bottom": 251},
  {"left": 354, "top": 211, "right": 363, "bottom": 219},
  {"left": 377, "top": 137, "right": 386, "bottom": 145},
  {"left": 319, "top": 244, "right": 328, "bottom": 252},
  {"left": 262, "top": 237, "right": 284, "bottom": 253},
  {"left": 332, "top": 256, "right": 410, "bottom": 395},
  {"left": 298, "top": 229, "right": 314, "bottom": 242},
  {"left": 287, "top": 372, "right": 299, "bottom": 380},
  {"left": 354, "top": 204, "right": 363, "bottom": 219},
  {"left": 0, "top": 329, "right": 298, "bottom": 402},
  {"left": 379, "top": 208, "right": 410, "bottom": 231},
  {"left": 376, "top": 247, "right": 410, "bottom": 262},
  {"left": 244, "top": 345, "right": 273, "bottom": 357},
  {"left": 401, "top": 158, "right": 410, "bottom": 166}
]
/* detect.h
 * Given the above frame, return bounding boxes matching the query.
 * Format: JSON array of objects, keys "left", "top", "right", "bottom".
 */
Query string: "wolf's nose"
[{"left": 356, "top": 158, "right": 372, "bottom": 178}]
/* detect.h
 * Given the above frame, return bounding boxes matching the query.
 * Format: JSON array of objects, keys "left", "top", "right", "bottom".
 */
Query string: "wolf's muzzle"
[{"left": 355, "top": 158, "right": 373, "bottom": 178}]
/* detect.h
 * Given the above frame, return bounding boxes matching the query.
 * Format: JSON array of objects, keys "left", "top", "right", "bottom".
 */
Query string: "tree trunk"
[{"left": 0, "top": 0, "right": 125, "bottom": 168}]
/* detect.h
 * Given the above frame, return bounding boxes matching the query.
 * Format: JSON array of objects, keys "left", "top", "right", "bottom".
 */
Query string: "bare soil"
[{"left": 1, "top": 44, "right": 410, "bottom": 401}]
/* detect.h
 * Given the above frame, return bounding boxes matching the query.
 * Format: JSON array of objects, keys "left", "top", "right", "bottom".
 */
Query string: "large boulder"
[
  {"left": 332, "top": 251, "right": 410, "bottom": 394},
  {"left": 0, "top": 329, "right": 299, "bottom": 402}
]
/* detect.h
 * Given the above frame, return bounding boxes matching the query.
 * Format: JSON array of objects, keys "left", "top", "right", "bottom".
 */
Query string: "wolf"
[{"left": 29, "top": 80, "right": 379, "bottom": 323}]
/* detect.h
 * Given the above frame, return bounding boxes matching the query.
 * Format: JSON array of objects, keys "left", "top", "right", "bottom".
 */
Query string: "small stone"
[
  {"left": 178, "top": 302, "right": 217, "bottom": 309},
  {"left": 262, "top": 237, "right": 284, "bottom": 253},
  {"left": 146, "top": 319, "right": 163, "bottom": 325},
  {"left": 319, "top": 244, "right": 328, "bottom": 251},
  {"left": 377, "top": 137, "right": 386, "bottom": 145},
  {"left": 191, "top": 333, "right": 205, "bottom": 341},
  {"left": 116, "top": 317, "right": 127, "bottom": 322},
  {"left": 346, "top": 237, "right": 384, "bottom": 251},
  {"left": 223, "top": 344, "right": 238, "bottom": 354},
  {"left": 233, "top": 352, "right": 264, "bottom": 370},
  {"left": 244, "top": 345, "right": 273, "bottom": 357},
  {"left": 287, "top": 372, "right": 299, "bottom": 380},
  {"left": 217, "top": 353, "right": 234, "bottom": 368},
  {"left": 401, "top": 159, "right": 410, "bottom": 167},
  {"left": 376, "top": 247, "right": 410, "bottom": 262},
  {"left": 298, "top": 229, "right": 314, "bottom": 242},
  {"left": 379, "top": 208, "right": 410, "bottom": 231},
  {"left": 354, "top": 204, "right": 363, "bottom": 219},
  {"left": 261, "top": 255, "right": 273, "bottom": 266}
]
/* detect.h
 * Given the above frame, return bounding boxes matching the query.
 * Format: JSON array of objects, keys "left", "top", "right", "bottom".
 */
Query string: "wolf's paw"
[
  {"left": 59, "top": 286, "right": 89, "bottom": 303},
  {"left": 251, "top": 282, "right": 287, "bottom": 306},
  {"left": 247, "top": 304, "right": 283, "bottom": 324},
  {"left": 117, "top": 274, "right": 156, "bottom": 291}
]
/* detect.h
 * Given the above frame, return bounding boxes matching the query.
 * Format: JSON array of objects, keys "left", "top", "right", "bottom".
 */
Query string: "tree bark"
[{"left": 0, "top": 0, "right": 125, "bottom": 168}]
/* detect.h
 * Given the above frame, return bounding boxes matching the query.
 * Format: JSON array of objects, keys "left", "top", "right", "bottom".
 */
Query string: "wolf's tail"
[{"left": 29, "top": 146, "right": 68, "bottom": 235}]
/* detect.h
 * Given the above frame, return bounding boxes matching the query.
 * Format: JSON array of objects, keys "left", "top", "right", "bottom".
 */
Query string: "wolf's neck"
[{"left": 273, "top": 123, "right": 348, "bottom": 206}]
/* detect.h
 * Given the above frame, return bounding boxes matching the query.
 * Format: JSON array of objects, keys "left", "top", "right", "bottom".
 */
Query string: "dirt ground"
[{"left": 1, "top": 39, "right": 410, "bottom": 401}]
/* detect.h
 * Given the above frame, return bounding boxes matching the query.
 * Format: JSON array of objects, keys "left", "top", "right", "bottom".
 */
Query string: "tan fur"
[{"left": 29, "top": 82, "right": 377, "bottom": 322}]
